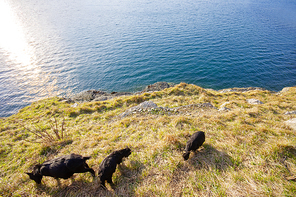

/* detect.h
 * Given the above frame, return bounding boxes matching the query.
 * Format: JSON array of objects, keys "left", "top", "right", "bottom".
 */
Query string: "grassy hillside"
[{"left": 0, "top": 83, "right": 296, "bottom": 196}]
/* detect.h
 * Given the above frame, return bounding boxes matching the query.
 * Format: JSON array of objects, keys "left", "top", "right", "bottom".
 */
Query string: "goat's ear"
[
  {"left": 83, "top": 156, "right": 91, "bottom": 161},
  {"left": 35, "top": 164, "right": 42, "bottom": 168},
  {"left": 33, "top": 164, "right": 42, "bottom": 173}
]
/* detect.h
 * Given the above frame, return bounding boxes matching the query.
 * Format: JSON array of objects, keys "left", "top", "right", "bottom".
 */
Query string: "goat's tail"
[{"left": 83, "top": 156, "right": 91, "bottom": 161}]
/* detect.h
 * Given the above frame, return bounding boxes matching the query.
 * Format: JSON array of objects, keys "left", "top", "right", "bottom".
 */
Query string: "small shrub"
[{"left": 23, "top": 116, "right": 69, "bottom": 144}]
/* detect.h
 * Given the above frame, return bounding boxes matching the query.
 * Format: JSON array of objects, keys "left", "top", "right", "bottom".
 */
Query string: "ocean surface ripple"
[{"left": 0, "top": 0, "right": 296, "bottom": 117}]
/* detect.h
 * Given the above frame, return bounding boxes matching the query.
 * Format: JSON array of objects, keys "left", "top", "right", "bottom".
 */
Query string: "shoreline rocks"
[
  {"left": 219, "top": 87, "right": 266, "bottom": 93},
  {"left": 67, "top": 82, "right": 175, "bottom": 103},
  {"left": 70, "top": 90, "right": 133, "bottom": 103},
  {"left": 62, "top": 82, "right": 294, "bottom": 105},
  {"left": 139, "top": 82, "right": 175, "bottom": 93}
]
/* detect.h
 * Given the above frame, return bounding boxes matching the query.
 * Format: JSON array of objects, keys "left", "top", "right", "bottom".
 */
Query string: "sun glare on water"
[
  {"left": 0, "top": 0, "right": 36, "bottom": 68},
  {"left": 0, "top": 1, "right": 60, "bottom": 103}
]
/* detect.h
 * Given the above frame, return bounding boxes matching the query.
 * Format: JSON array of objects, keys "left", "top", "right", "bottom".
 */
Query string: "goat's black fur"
[
  {"left": 26, "top": 153, "right": 95, "bottom": 184},
  {"left": 98, "top": 148, "right": 131, "bottom": 188},
  {"left": 183, "top": 131, "right": 205, "bottom": 160}
]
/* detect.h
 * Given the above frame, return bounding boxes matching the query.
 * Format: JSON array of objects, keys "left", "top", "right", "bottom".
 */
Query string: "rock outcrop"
[
  {"left": 285, "top": 111, "right": 296, "bottom": 115},
  {"left": 246, "top": 99, "right": 263, "bottom": 105},
  {"left": 140, "top": 82, "right": 175, "bottom": 93},
  {"left": 219, "top": 87, "right": 266, "bottom": 93},
  {"left": 119, "top": 101, "right": 217, "bottom": 118},
  {"left": 70, "top": 90, "right": 132, "bottom": 103},
  {"left": 68, "top": 82, "right": 175, "bottom": 103},
  {"left": 285, "top": 118, "right": 296, "bottom": 131}
]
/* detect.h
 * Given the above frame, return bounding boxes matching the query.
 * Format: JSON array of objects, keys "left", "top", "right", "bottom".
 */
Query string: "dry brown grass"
[{"left": 1, "top": 83, "right": 296, "bottom": 196}]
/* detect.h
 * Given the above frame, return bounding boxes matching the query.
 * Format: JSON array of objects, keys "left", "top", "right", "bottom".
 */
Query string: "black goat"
[
  {"left": 26, "top": 153, "right": 95, "bottom": 184},
  {"left": 183, "top": 131, "right": 205, "bottom": 160},
  {"left": 98, "top": 147, "right": 131, "bottom": 188}
]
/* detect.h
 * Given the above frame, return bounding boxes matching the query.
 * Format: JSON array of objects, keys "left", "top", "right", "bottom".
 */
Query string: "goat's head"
[
  {"left": 182, "top": 152, "right": 190, "bottom": 161},
  {"left": 121, "top": 147, "right": 132, "bottom": 158},
  {"left": 26, "top": 164, "right": 43, "bottom": 184}
]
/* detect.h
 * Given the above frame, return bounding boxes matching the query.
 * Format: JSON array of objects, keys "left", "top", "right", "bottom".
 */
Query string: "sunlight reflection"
[{"left": 0, "top": 0, "right": 36, "bottom": 68}]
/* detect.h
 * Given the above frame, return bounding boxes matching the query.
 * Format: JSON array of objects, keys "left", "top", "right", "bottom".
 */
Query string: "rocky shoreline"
[
  {"left": 58, "top": 82, "right": 296, "bottom": 131},
  {"left": 59, "top": 82, "right": 175, "bottom": 103},
  {"left": 60, "top": 82, "right": 268, "bottom": 104}
]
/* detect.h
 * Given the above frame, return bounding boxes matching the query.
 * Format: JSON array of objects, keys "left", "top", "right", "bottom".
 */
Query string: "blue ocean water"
[{"left": 0, "top": 0, "right": 296, "bottom": 117}]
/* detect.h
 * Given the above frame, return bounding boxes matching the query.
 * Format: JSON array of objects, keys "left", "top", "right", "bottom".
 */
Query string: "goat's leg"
[
  {"left": 83, "top": 163, "right": 95, "bottom": 176},
  {"left": 107, "top": 177, "right": 114, "bottom": 186},
  {"left": 77, "top": 165, "right": 95, "bottom": 177},
  {"left": 87, "top": 168, "right": 95, "bottom": 177},
  {"left": 107, "top": 177, "right": 115, "bottom": 189},
  {"left": 99, "top": 178, "right": 107, "bottom": 190}
]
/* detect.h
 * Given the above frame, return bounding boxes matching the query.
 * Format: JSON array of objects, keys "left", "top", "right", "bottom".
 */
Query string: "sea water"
[{"left": 0, "top": 0, "right": 296, "bottom": 117}]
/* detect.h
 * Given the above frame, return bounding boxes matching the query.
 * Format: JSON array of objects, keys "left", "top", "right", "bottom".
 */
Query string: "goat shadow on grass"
[
  {"left": 35, "top": 177, "right": 102, "bottom": 197},
  {"left": 35, "top": 183, "right": 65, "bottom": 197},
  {"left": 109, "top": 159, "right": 145, "bottom": 196},
  {"left": 186, "top": 144, "right": 234, "bottom": 171},
  {"left": 67, "top": 159, "right": 144, "bottom": 196}
]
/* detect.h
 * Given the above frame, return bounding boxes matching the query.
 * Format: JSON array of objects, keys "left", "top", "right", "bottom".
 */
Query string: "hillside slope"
[{"left": 0, "top": 83, "right": 296, "bottom": 196}]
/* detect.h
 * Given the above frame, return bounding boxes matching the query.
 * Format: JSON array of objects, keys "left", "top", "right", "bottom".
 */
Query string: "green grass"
[{"left": 0, "top": 83, "right": 296, "bottom": 196}]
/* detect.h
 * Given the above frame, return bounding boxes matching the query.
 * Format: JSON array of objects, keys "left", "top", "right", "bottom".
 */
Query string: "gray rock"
[
  {"left": 281, "top": 87, "right": 290, "bottom": 93},
  {"left": 218, "top": 107, "right": 231, "bottom": 112},
  {"left": 119, "top": 101, "right": 158, "bottom": 118},
  {"left": 285, "top": 118, "right": 296, "bottom": 131},
  {"left": 110, "top": 92, "right": 133, "bottom": 96},
  {"left": 141, "top": 82, "right": 174, "bottom": 93},
  {"left": 285, "top": 111, "right": 296, "bottom": 115},
  {"left": 69, "top": 82, "right": 174, "bottom": 103},
  {"left": 70, "top": 90, "right": 132, "bottom": 103},
  {"left": 276, "top": 87, "right": 291, "bottom": 95},
  {"left": 220, "top": 102, "right": 230, "bottom": 108},
  {"left": 136, "top": 101, "right": 158, "bottom": 109},
  {"left": 71, "top": 90, "right": 104, "bottom": 102},
  {"left": 219, "top": 87, "right": 266, "bottom": 93},
  {"left": 246, "top": 99, "right": 263, "bottom": 105},
  {"left": 93, "top": 96, "right": 115, "bottom": 102},
  {"left": 58, "top": 98, "right": 75, "bottom": 103},
  {"left": 71, "top": 103, "right": 78, "bottom": 108},
  {"left": 200, "top": 103, "right": 215, "bottom": 108}
]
